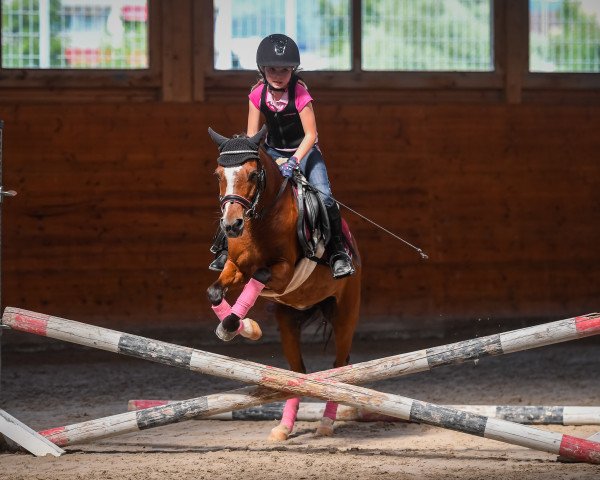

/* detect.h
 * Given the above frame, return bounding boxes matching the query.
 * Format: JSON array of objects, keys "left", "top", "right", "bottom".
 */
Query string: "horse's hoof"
[
  {"left": 239, "top": 318, "right": 262, "bottom": 341},
  {"left": 215, "top": 323, "right": 237, "bottom": 342},
  {"left": 268, "top": 425, "right": 291, "bottom": 442},
  {"left": 315, "top": 417, "right": 334, "bottom": 437}
]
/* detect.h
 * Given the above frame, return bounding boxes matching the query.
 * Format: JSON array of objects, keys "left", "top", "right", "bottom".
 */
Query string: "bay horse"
[{"left": 206, "top": 126, "right": 361, "bottom": 441}]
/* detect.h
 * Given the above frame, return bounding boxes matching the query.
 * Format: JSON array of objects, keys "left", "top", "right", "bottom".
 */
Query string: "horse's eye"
[{"left": 248, "top": 171, "right": 258, "bottom": 182}]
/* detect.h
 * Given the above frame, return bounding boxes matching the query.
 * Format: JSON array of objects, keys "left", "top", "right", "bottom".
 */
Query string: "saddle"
[
  {"left": 287, "top": 168, "right": 356, "bottom": 265},
  {"left": 292, "top": 169, "right": 331, "bottom": 263},
  {"left": 260, "top": 161, "right": 356, "bottom": 300}
]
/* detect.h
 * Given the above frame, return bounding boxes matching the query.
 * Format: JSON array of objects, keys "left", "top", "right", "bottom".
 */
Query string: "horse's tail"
[{"left": 301, "top": 296, "right": 336, "bottom": 350}]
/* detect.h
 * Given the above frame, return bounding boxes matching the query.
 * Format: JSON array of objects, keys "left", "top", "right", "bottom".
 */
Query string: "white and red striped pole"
[{"left": 3, "top": 307, "right": 600, "bottom": 463}]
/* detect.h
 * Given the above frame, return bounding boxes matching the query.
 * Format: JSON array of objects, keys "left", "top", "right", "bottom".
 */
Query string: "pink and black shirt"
[{"left": 249, "top": 76, "right": 314, "bottom": 151}]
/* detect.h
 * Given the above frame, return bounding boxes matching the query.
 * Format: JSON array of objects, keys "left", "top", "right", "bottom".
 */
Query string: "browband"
[{"left": 220, "top": 150, "right": 259, "bottom": 155}]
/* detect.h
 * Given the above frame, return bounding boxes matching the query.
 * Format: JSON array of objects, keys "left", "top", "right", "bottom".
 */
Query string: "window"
[
  {"left": 362, "top": 0, "right": 492, "bottom": 71},
  {"left": 213, "top": 0, "right": 351, "bottom": 71},
  {"left": 530, "top": 0, "right": 600, "bottom": 72},
  {"left": 213, "top": 0, "right": 493, "bottom": 72},
  {"left": 1, "top": 0, "right": 149, "bottom": 69}
]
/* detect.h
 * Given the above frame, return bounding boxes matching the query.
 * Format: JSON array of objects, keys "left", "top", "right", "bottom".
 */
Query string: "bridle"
[
  {"left": 218, "top": 157, "right": 290, "bottom": 220},
  {"left": 219, "top": 164, "right": 266, "bottom": 219}
]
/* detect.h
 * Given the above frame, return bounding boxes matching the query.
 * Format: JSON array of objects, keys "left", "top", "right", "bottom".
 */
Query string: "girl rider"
[{"left": 209, "top": 33, "right": 354, "bottom": 279}]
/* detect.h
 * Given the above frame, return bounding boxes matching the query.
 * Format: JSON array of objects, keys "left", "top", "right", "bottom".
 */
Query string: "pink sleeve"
[
  {"left": 248, "top": 85, "right": 262, "bottom": 110},
  {"left": 295, "top": 83, "right": 313, "bottom": 112}
]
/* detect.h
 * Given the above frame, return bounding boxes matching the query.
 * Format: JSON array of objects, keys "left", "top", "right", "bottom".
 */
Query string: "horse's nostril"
[{"left": 223, "top": 218, "right": 244, "bottom": 237}]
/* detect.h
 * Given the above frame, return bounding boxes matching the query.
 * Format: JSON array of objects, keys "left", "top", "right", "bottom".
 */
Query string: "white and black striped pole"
[
  {"left": 126, "top": 400, "right": 600, "bottom": 426},
  {"left": 3, "top": 307, "right": 600, "bottom": 463}
]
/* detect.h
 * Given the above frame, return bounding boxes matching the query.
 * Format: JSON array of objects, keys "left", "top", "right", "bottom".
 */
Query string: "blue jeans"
[{"left": 265, "top": 145, "right": 335, "bottom": 208}]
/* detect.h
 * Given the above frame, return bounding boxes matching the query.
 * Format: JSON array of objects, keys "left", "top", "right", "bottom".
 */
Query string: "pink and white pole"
[{"left": 3, "top": 307, "right": 600, "bottom": 464}]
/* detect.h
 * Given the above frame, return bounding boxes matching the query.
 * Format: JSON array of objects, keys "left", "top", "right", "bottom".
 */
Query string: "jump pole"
[
  {"left": 126, "top": 400, "right": 600, "bottom": 425},
  {"left": 3, "top": 307, "right": 600, "bottom": 464}
]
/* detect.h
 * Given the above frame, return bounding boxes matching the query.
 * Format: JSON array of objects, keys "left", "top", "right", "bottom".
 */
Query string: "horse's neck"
[{"left": 247, "top": 185, "right": 299, "bottom": 254}]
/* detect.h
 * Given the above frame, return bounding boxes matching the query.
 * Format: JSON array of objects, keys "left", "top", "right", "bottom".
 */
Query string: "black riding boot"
[
  {"left": 209, "top": 228, "right": 228, "bottom": 271},
  {"left": 326, "top": 205, "right": 355, "bottom": 279}
]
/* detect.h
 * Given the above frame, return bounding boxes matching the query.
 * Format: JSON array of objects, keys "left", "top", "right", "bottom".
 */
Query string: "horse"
[{"left": 206, "top": 126, "right": 361, "bottom": 441}]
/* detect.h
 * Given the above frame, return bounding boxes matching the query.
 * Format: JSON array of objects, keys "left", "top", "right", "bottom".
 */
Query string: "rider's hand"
[{"left": 279, "top": 157, "right": 299, "bottom": 178}]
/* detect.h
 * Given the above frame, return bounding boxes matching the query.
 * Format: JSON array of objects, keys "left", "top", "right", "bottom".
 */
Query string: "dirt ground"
[{"left": 1, "top": 322, "right": 599, "bottom": 480}]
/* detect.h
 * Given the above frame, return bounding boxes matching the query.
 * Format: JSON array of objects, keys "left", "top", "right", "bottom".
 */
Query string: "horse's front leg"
[
  {"left": 207, "top": 259, "right": 240, "bottom": 311},
  {"left": 268, "top": 304, "right": 306, "bottom": 442},
  {"left": 208, "top": 263, "right": 272, "bottom": 341}
]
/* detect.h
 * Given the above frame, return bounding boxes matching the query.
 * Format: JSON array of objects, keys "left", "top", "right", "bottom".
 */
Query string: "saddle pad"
[{"left": 259, "top": 241, "right": 325, "bottom": 306}]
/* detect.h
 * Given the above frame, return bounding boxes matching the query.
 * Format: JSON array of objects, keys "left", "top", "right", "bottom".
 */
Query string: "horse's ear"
[
  {"left": 248, "top": 125, "right": 267, "bottom": 146},
  {"left": 208, "top": 127, "right": 229, "bottom": 147}
]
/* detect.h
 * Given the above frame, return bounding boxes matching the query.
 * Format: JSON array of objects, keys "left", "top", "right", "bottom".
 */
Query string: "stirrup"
[
  {"left": 329, "top": 251, "right": 355, "bottom": 279},
  {"left": 209, "top": 251, "right": 228, "bottom": 272}
]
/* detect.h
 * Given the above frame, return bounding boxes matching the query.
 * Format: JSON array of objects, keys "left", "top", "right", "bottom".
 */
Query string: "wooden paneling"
[
  {"left": 161, "top": 0, "right": 193, "bottom": 102},
  {"left": 504, "top": 0, "right": 528, "bottom": 104},
  {"left": 0, "top": 102, "right": 598, "bottom": 331}
]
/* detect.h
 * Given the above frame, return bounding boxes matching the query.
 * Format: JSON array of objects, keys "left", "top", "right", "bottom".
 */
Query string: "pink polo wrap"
[
  {"left": 281, "top": 397, "right": 301, "bottom": 430},
  {"left": 211, "top": 299, "right": 232, "bottom": 321},
  {"left": 230, "top": 278, "right": 266, "bottom": 318}
]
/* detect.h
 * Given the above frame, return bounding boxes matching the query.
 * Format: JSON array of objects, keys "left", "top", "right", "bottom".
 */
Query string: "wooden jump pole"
[
  {"left": 3, "top": 307, "right": 600, "bottom": 464},
  {"left": 126, "top": 400, "right": 600, "bottom": 425}
]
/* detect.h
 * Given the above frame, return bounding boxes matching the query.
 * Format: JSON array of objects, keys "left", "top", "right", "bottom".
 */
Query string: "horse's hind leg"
[
  {"left": 316, "top": 281, "right": 361, "bottom": 437},
  {"left": 268, "top": 304, "right": 306, "bottom": 442}
]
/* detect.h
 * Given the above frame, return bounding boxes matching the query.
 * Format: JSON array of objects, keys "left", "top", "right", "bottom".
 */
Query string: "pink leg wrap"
[
  {"left": 211, "top": 299, "right": 232, "bottom": 321},
  {"left": 230, "top": 278, "right": 265, "bottom": 319},
  {"left": 280, "top": 397, "right": 301, "bottom": 430},
  {"left": 323, "top": 401, "right": 338, "bottom": 420}
]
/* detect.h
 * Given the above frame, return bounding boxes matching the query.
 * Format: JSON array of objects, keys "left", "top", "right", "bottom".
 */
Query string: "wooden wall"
[
  {"left": 0, "top": 1, "right": 598, "bottom": 335},
  {"left": 0, "top": 101, "right": 598, "bottom": 333}
]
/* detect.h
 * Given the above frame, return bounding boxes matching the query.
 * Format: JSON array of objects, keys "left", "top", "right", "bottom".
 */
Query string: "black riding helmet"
[{"left": 256, "top": 34, "right": 300, "bottom": 69}]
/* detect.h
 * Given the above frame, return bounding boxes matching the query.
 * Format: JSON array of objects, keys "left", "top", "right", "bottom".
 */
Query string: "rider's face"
[{"left": 264, "top": 66, "right": 293, "bottom": 90}]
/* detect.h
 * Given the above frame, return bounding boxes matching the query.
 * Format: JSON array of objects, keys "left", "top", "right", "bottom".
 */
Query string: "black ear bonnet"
[{"left": 208, "top": 125, "right": 267, "bottom": 167}]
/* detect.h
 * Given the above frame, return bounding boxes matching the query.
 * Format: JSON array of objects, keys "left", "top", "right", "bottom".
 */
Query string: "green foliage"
[
  {"left": 1, "top": 0, "right": 147, "bottom": 69},
  {"left": 3, "top": 0, "right": 598, "bottom": 72},
  {"left": 361, "top": 0, "right": 492, "bottom": 71},
  {"left": 319, "top": 0, "right": 599, "bottom": 72},
  {"left": 318, "top": 0, "right": 351, "bottom": 69},
  {"left": 530, "top": 0, "right": 600, "bottom": 72},
  {"left": 552, "top": 0, "right": 600, "bottom": 71},
  {"left": 317, "top": 0, "right": 493, "bottom": 71},
  {"left": 2, "top": 0, "right": 63, "bottom": 67}
]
